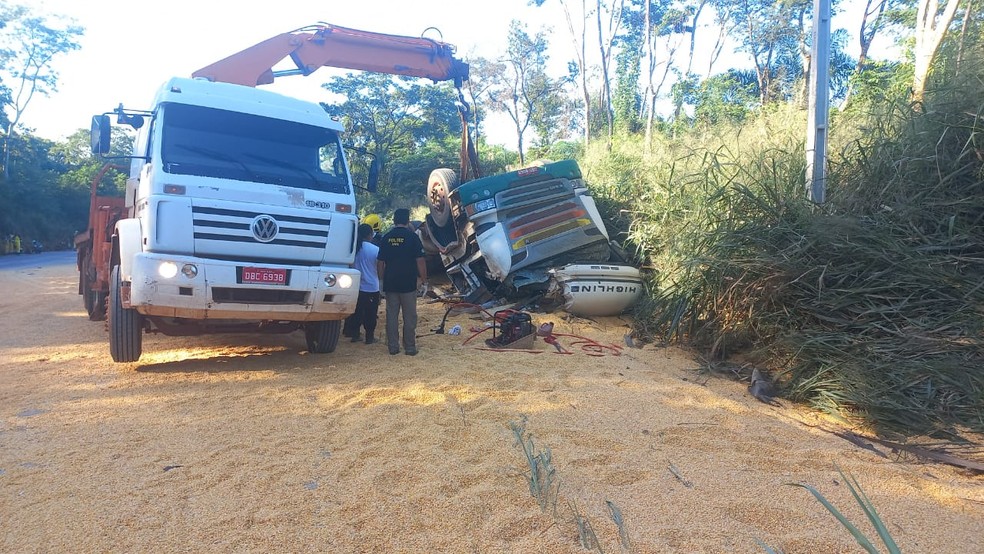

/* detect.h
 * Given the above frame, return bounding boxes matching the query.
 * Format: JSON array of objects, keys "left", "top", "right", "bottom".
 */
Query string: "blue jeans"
[{"left": 385, "top": 291, "right": 418, "bottom": 353}]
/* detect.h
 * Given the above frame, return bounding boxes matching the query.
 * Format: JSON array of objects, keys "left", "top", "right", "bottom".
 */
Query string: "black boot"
[{"left": 365, "top": 334, "right": 375, "bottom": 344}]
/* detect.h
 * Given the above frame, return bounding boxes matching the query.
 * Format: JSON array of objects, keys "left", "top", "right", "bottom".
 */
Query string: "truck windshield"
[{"left": 160, "top": 103, "right": 349, "bottom": 194}]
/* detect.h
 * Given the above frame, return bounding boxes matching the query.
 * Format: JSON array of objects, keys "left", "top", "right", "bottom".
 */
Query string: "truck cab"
[
  {"left": 419, "top": 160, "right": 643, "bottom": 316},
  {"left": 94, "top": 77, "right": 363, "bottom": 362}
]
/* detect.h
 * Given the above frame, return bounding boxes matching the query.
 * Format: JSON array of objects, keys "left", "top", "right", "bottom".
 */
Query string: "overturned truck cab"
[{"left": 418, "top": 159, "right": 643, "bottom": 316}]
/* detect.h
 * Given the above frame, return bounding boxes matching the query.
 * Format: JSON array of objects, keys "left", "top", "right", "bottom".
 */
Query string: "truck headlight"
[
  {"left": 181, "top": 264, "right": 198, "bottom": 278},
  {"left": 158, "top": 261, "right": 178, "bottom": 279},
  {"left": 472, "top": 197, "right": 496, "bottom": 214},
  {"left": 324, "top": 274, "right": 354, "bottom": 288}
]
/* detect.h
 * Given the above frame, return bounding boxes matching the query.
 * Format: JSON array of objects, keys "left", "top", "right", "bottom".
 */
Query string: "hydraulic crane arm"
[
  {"left": 191, "top": 23, "right": 469, "bottom": 87},
  {"left": 192, "top": 22, "right": 480, "bottom": 181}
]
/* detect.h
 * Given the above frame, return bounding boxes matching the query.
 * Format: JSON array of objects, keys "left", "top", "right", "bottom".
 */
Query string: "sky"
[
  {"left": 25, "top": 0, "right": 558, "bottom": 145},
  {"left": 22, "top": 0, "right": 884, "bottom": 147}
]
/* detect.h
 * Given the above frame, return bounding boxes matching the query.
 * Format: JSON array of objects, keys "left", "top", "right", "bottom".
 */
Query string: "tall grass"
[
  {"left": 789, "top": 467, "right": 901, "bottom": 554},
  {"left": 584, "top": 82, "right": 984, "bottom": 436}
]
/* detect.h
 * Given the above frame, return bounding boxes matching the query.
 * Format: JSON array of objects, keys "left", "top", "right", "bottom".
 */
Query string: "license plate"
[{"left": 241, "top": 267, "right": 288, "bottom": 285}]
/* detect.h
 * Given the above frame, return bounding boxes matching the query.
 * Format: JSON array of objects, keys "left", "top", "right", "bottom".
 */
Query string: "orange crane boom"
[{"left": 191, "top": 23, "right": 469, "bottom": 87}]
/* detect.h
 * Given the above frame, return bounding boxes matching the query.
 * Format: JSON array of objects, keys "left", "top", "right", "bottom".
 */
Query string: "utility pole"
[{"left": 806, "top": 0, "right": 831, "bottom": 204}]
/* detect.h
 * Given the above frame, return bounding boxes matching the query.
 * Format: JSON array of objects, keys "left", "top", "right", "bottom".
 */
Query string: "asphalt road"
[{"left": 0, "top": 249, "right": 75, "bottom": 271}]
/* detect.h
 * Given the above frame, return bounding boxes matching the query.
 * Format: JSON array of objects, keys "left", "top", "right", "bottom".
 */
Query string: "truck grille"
[
  {"left": 191, "top": 205, "right": 330, "bottom": 264},
  {"left": 493, "top": 177, "right": 608, "bottom": 272}
]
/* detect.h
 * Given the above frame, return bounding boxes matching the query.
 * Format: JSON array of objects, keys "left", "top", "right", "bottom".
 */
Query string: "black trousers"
[{"left": 346, "top": 291, "right": 380, "bottom": 337}]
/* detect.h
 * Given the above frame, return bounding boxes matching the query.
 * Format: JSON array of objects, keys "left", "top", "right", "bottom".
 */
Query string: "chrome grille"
[{"left": 191, "top": 205, "right": 330, "bottom": 263}]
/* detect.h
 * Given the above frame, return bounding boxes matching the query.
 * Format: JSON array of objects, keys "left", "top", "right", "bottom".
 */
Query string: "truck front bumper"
[{"left": 127, "top": 253, "right": 359, "bottom": 321}]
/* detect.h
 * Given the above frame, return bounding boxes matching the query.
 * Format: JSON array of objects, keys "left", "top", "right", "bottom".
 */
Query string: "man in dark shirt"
[{"left": 377, "top": 208, "right": 427, "bottom": 356}]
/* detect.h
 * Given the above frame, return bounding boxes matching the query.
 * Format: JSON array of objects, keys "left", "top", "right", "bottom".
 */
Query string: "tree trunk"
[
  {"left": 841, "top": 0, "right": 887, "bottom": 109},
  {"left": 513, "top": 95, "right": 526, "bottom": 165},
  {"left": 797, "top": 9, "right": 812, "bottom": 107},
  {"left": 643, "top": 1, "right": 653, "bottom": 150},
  {"left": 2, "top": 124, "right": 11, "bottom": 180},
  {"left": 955, "top": 0, "right": 974, "bottom": 74},
  {"left": 708, "top": 19, "right": 728, "bottom": 78},
  {"left": 595, "top": 0, "right": 623, "bottom": 147},
  {"left": 558, "top": 0, "right": 591, "bottom": 146},
  {"left": 913, "top": 0, "right": 962, "bottom": 103},
  {"left": 597, "top": 0, "right": 611, "bottom": 145}
]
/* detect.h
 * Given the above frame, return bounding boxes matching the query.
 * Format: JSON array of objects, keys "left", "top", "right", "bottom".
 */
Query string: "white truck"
[
  {"left": 89, "top": 24, "right": 468, "bottom": 362},
  {"left": 418, "top": 160, "right": 643, "bottom": 316}
]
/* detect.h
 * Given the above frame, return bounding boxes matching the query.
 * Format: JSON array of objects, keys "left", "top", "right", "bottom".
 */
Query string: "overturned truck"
[{"left": 418, "top": 159, "right": 643, "bottom": 316}]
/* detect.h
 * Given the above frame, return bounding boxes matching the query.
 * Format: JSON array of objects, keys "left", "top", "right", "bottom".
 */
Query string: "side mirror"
[
  {"left": 90, "top": 115, "right": 111, "bottom": 155},
  {"left": 367, "top": 159, "right": 380, "bottom": 193}
]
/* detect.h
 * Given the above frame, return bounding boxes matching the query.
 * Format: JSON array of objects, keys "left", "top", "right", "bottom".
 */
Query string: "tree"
[
  {"left": 487, "top": 21, "right": 568, "bottom": 165},
  {"left": 50, "top": 126, "right": 131, "bottom": 195},
  {"left": 953, "top": 0, "right": 978, "bottom": 73},
  {"left": 689, "top": 69, "right": 757, "bottom": 126},
  {"left": 462, "top": 55, "right": 505, "bottom": 148},
  {"left": 841, "top": 0, "right": 892, "bottom": 108},
  {"left": 612, "top": 1, "right": 644, "bottom": 134},
  {"left": 320, "top": 72, "right": 461, "bottom": 208},
  {"left": 595, "top": 0, "right": 626, "bottom": 144},
  {"left": 640, "top": 2, "right": 699, "bottom": 144},
  {"left": 713, "top": 0, "right": 807, "bottom": 105},
  {"left": 0, "top": 4, "right": 83, "bottom": 179},
  {"left": 531, "top": 0, "right": 593, "bottom": 145},
  {"left": 705, "top": 1, "right": 738, "bottom": 77},
  {"left": 912, "top": 0, "right": 964, "bottom": 101}
]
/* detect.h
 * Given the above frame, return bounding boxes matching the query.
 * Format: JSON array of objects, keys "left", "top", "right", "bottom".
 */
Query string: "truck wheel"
[
  {"left": 109, "top": 265, "right": 143, "bottom": 363},
  {"left": 427, "top": 168, "right": 458, "bottom": 227},
  {"left": 93, "top": 292, "right": 108, "bottom": 321},
  {"left": 82, "top": 269, "right": 97, "bottom": 314},
  {"left": 83, "top": 259, "right": 107, "bottom": 321},
  {"left": 84, "top": 280, "right": 108, "bottom": 321},
  {"left": 305, "top": 320, "right": 341, "bottom": 353}
]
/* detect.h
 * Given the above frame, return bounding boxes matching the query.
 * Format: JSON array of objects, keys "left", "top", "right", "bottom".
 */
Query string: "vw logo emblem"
[{"left": 251, "top": 215, "right": 279, "bottom": 243}]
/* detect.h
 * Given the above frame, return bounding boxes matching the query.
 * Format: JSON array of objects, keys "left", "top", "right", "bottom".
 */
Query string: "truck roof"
[{"left": 152, "top": 77, "right": 344, "bottom": 132}]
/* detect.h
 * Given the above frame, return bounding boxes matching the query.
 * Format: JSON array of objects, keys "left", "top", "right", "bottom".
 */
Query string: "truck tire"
[
  {"left": 83, "top": 258, "right": 107, "bottom": 321},
  {"left": 427, "top": 168, "right": 458, "bottom": 227},
  {"left": 109, "top": 265, "right": 143, "bottom": 363},
  {"left": 93, "top": 291, "right": 109, "bottom": 321},
  {"left": 305, "top": 320, "right": 341, "bottom": 353},
  {"left": 82, "top": 266, "right": 96, "bottom": 313},
  {"left": 83, "top": 275, "right": 106, "bottom": 321}
]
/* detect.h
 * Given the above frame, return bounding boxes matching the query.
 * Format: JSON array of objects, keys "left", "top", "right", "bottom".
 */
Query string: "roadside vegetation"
[{"left": 584, "top": 54, "right": 984, "bottom": 437}]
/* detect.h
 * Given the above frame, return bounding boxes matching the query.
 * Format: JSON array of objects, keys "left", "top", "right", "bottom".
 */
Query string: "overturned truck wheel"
[{"left": 427, "top": 168, "right": 458, "bottom": 227}]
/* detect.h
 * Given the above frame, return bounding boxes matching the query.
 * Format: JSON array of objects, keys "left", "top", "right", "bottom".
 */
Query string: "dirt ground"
[{"left": 1, "top": 255, "right": 982, "bottom": 553}]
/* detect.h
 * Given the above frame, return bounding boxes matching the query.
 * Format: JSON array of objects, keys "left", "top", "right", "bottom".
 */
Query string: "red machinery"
[
  {"left": 192, "top": 23, "right": 468, "bottom": 87},
  {"left": 75, "top": 163, "right": 124, "bottom": 320}
]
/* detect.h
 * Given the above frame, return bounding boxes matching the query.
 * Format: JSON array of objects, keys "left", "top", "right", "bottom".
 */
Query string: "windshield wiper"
[
  {"left": 244, "top": 152, "right": 322, "bottom": 188},
  {"left": 172, "top": 143, "right": 263, "bottom": 180}
]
